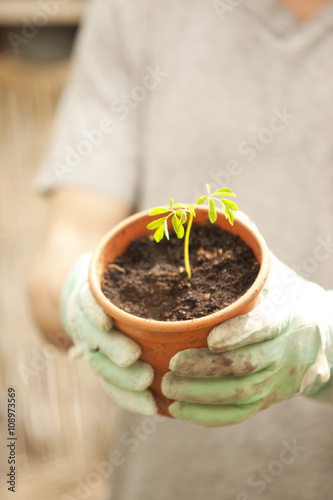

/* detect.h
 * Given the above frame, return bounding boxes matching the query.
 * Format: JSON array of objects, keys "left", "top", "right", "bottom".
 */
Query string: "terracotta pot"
[{"left": 89, "top": 206, "right": 270, "bottom": 416}]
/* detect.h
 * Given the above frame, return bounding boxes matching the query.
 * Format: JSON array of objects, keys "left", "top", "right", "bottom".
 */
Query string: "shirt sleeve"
[{"left": 34, "top": 0, "right": 139, "bottom": 206}]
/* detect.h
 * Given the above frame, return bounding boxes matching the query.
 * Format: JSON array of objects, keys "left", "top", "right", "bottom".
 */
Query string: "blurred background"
[{"left": 0, "top": 1, "right": 117, "bottom": 498}]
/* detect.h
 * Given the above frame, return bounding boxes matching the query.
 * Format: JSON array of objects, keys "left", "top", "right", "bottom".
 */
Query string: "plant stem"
[{"left": 184, "top": 212, "right": 193, "bottom": 279}]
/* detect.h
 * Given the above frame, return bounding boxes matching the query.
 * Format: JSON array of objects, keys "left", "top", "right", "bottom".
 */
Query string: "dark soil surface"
[{"left": 102, "top": 221, "right": 260, "bottom": 321}]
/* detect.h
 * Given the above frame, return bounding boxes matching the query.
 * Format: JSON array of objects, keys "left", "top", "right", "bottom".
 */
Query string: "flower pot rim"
[{"left": 89, "top": 206, "right": 270, "bottom": 333}]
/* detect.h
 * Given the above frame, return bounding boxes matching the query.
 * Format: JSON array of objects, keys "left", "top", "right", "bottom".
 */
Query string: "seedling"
[{"left": 147, "top": 184, "right": 238, "bottom": 279}]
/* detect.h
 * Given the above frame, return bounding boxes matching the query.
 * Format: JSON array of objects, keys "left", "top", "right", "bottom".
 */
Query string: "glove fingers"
[
  {"left": 78, "top": 282, "right": 113, "bottom": 331},
  {"left": 75, "top": 307, "right": 141, "bottom": 367},
  {"left": 168, "top": 401, "right": 260, "bottom": 427},
  {"left": 207, "top": 301, "right": 300, "bottom": 353},
  {"left": 169, "top": 343, "right": 279, "bottom": 377},
  {"left": 208, "top": 310, "right": 278, "bottom": 353},
  {"left": 88, "top": 351, "right": 154, "bottom": 391},
  {"left": 102, "top": 381, "right": 158, "bottom": 415},
  {"left": 162, "top": 370, "right": 273, "bottom": 405},
  {"left": 164, "top": 357, "right": 317, "bottom": 406},
  {"left": 169, "top": 326, "right": 319, "bottom": 378}
]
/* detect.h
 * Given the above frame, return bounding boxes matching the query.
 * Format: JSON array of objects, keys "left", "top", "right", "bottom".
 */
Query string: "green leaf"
[
  {"left": 196, "top": 196, "right": 208, "bottom": 205},
  {"left": 172, "top": 214, "right": 184, "bottom": 238},
  {"left": 206, "top": 183, "right": 212, "bottom": 195},
  {"left": 208, "top": 199, "right": 217, "bottom": 223},
  {"left": 227, "top": 208, "right": 235, "bottom": 225},
  {"left": 154, "top": 225, "right": 164, "bottom": 242},
  {"left": 221, "top": 199, "right": 238, "bottom": 210},
  {"left": 180, "top": 211, "right": 187, "bottom": 225},
  {"left": 147, "top": 216, "right": 168, "bottom": 230},
  {"left": 164, "top": 220, "right": 170, "bottom": 240},
  {"left": 187, "top": 206, "right": 196, "bottom": 217},
  {"left": 169, "top": 197, "right": 174, "bottom": 209},
  {"left": 214, "top": 188, "right": 236, "bottom": 197},
  {"left": 149, "top": 207, "right": 170, "bottom": 216},
  {"left": 172, "top": 214, "right": 180, "bottom": 232},
  {"left": 220, "top": 201, "right": 229, "bottom": 220},
  {"left": 176, "top": 224, "right": 185, "bottom": 239},
  {"left": 220, "top": 202, "right": 235, "bottom": 226}
]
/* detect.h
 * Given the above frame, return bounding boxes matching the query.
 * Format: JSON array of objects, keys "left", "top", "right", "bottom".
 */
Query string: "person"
[{"left": 28, "top": 0, "right": 333, "bottom": 498}]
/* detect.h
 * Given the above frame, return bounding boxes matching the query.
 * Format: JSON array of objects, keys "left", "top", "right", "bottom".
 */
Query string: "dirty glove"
[
  {"left": 61, "top": 252, "right": 157, "bottom": 415},
  {"left": 162, "top": 254, "right": 333, "bottom": 426}
]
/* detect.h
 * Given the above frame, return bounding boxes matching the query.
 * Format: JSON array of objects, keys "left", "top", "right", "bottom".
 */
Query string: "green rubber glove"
[
  {"left": 61, "top": 252, "right": 157, "bottom": 416},
  {"left": 162, "top": 254, "right": 333, "bottom": 427}
]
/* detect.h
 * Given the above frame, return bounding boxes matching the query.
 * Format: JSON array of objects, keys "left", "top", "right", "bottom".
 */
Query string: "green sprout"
[{"left": 147, "top": 184, "right": 238, "bottom": 279}]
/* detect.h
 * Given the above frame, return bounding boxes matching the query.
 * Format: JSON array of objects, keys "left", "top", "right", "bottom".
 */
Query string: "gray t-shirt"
[{"left": 36, "top": 0, "right": 333, "bottom": 498}]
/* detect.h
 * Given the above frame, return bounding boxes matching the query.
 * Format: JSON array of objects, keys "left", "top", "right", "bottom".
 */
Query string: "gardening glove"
[
  {"left": 61, "top": 252, "right": 157, "bottom": 415},
  {"left": 162, "top": 253, "right": 333, "bottom": 427}
]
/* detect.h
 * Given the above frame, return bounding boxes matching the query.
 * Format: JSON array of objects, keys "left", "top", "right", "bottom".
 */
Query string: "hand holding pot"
[
  {"left": 61, "top": 252, "right": 157, "bottom": 415},
  {"left": 163, "top": 254, "right": 333, "bottom": 426}
]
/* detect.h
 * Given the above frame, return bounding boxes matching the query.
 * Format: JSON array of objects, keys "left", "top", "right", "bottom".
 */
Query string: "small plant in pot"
[{"left": 89, "top": 184, "right": 270, "bottom": 416}]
